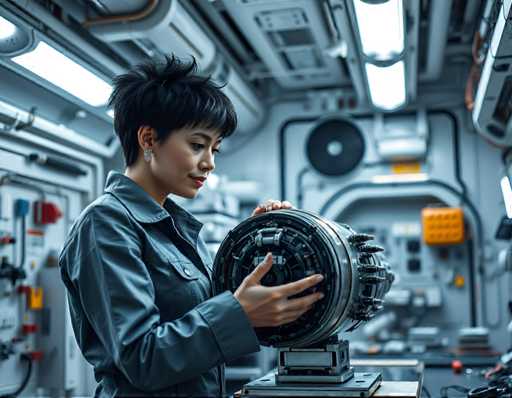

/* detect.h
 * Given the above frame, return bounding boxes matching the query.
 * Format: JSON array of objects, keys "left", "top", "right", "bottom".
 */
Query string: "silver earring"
[{"left": 143, "top": 148, "right": 152, "bottom": 163}]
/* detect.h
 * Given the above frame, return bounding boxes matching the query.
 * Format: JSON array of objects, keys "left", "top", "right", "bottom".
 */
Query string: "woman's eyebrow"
[
  {"left": 191, "top": 132, "right": 222, "bottom": 145},
  {"left": 191, "top": 132, "right": 213, "bottom": 143}
]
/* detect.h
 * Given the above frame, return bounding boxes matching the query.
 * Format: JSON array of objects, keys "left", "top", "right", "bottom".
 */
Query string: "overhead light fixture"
[
  {"left": 0, "top": 16, "right": 17, "bottom": 40},
  {"left": 353, "top": 0, "right": 404, "bottom": 60},
  {"left": 107, "top": 109, "right": 114, "bottom": 118},
  {"left": 372, "top": 172, "right": 428, "bottom": 184},
  {"left": 12, "top": 41, "right": 112, "bottom": 107},
  {"left": 365, "top": 61, "right": 406, "bottom": 110},
  {"left": 501, "top": 175, "right": 512, "bottom": 218}
]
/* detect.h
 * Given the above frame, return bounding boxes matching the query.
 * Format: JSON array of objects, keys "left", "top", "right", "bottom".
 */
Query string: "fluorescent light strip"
[
  {"left": 501, "top": 176, "right": 512, "bottom": 218},
  {"left": 372, "top": 173, "right": 428, "bottom": 184},
  {"left": 353, "top": 0, "right": 404, "bottom": 59},
  {"left": 12, "top": 41, "right": 112, "bottom": 107},
  {"left": 0, "top": 16, "right": 17, "bottom": 40},
  {"left": 365, "top": 61, "right": 406, "bottom": 110}
]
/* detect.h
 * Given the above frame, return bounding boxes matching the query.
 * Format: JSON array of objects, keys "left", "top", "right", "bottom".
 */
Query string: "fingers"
[
  {"left": 276, "top": 274, "right": 324, "bottom": 297},
  {"left": 247, "top": 253, "right": 273, "bottom": 283},
  {"left": 280, "top": 306, "right": 313, "bottom": 325},
  {"left": 251, "top": 201, "right": 274, "bottom": 216},
  {"left": 273, "top": 304, "right": 317, "bottom": 326},
  {"left": 282, "top": 200, "right": 293, "bottom": 209},
  {"left": 261, "top": 200, "right": 280, "bottom": 212},
  {"left": 251, "top": 207, "right": 264, "bottom": 216},
  {"left": 286, "top": 292, "right": 324, "bottom": 311},
  {"left": 270, "top": 200, "right": 282, "bottom": 211},
  {"left": 253, "top": 199, "right": 295, "bottom": 215}
]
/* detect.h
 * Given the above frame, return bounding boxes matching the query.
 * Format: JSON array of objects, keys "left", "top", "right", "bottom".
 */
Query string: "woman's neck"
[{"left": 124, "top": 165, "right": 167, "bottom": 206}]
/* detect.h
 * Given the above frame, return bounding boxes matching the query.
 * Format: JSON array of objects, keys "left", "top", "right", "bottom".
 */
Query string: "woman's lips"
[{"left": 190, "top": 177, "right": 205, "bottom": 188}]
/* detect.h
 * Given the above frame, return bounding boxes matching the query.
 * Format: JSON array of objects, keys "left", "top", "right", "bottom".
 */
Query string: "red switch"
[
  {"left": 33, "top": 201, "right": 62, "bottom": 225},
  {"left": 17, "top": 285, "right": 31, "bottom": 295},
  {"left": 0, "top": 236, "right": 15, "bottom": 245},
  {"left": 26, "top": 351, "right": 43, "bottom": 361},
  {"left": 21, "top": 324, "right": 38, "bottom": 334},
  {"left": 451, "top": 359, "right": 463, "bottom": 374}
]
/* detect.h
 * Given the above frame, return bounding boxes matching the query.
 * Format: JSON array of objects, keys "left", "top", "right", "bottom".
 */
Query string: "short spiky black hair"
[{"left": 108, "top": 55, "right": 237, "bottom": 166}]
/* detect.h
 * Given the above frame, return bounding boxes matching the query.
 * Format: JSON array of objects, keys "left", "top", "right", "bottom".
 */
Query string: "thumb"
[{"left": 248, "top": 253, "right": 273, "bottom": 284}]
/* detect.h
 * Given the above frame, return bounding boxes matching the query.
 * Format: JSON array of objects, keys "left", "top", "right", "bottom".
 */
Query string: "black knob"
[
  {"left": 348, "top": 233, "right": 374, "bottom": 244},
  {"left": 358, "top": 244, "right": 384, "bottom": 253}
]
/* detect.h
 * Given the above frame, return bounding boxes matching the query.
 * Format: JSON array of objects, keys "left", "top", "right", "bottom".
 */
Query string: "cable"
[
  {"left": 467, "top": 363, "right": 512, "bottom": 397},
  {"left": 422, "top": 385, "right": 432, "bottom": 398},
  {"left": 2, "top": 354, "right": 33, "bottom": 398},
  {"left": 0, "top": 146, "right": 26, "bottom": 158},
  {"left": 296, "top": 167, "right": 311, "bottom": 209},
  {"left": 279, "top": 116, "right": 323, "bottom": 200},
  {"left": 509, "top": 271, "right": 512, "bottom": 347},
  {"left": 468, "top": 238, "right": 478, "bottom": 327},
  {"left": 435, "top": 110, "right": 468, "bottom": 199},
  {"left": 440, "top": 384, "right": 470, "bottom": 397},
  {"left": 18, "top": 215, "right": 25, "bottom": 271}
]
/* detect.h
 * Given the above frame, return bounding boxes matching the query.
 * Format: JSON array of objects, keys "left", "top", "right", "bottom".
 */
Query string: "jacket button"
[{"left": 183, "top": 268, "right": 192, "bottom": 277}]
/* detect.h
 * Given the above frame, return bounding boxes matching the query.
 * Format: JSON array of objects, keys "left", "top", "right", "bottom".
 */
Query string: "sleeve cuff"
[{"left": 197, "top": 291, "right": 260, "bottom": 361}]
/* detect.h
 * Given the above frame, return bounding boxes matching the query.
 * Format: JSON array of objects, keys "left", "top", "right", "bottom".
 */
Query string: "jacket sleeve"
[{"left": 61, "top": 205, "right": 260, "bottom": 391}]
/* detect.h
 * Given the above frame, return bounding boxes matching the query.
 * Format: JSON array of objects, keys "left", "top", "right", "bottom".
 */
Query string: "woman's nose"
[{"left": 200, "top": 153, "right": 215, "bottom": 172}]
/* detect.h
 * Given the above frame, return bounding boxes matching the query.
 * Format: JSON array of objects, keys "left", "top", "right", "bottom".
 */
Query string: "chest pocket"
[
  {"left": 167, "top": 254, "right": 212, "bottom": 303},
  {"left": 149, "top": 257, "right": 203, "bottom": 319},
  {"left": 169, "top": 259, "right": 199, "bottom": 281}
]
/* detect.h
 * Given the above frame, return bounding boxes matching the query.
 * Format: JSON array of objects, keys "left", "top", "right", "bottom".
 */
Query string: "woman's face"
[{"left": 151, "top": 127, "right": 222, "bottom": 199}]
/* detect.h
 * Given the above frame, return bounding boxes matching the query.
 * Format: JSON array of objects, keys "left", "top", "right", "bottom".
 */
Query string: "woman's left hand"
[{"left": 251, "top": 199, "right": 294, "bottom": 216}]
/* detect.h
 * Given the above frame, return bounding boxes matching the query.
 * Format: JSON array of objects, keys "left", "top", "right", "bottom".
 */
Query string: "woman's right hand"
[{"left": 233, "top": 253, "right": 324, "bottom": 328}]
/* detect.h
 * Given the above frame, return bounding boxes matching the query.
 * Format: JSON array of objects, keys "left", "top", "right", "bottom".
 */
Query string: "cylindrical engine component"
[{"left": 213, "top": 209, "right": 394, "bottom": 347}]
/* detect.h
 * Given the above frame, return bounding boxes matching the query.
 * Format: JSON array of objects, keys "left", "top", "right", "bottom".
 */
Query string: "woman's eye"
[
  {"left": 191, "top": 143, "right": 204, "bottom": 151},
  {"left": 213, "top": 148, "right": 221, "bottom": 154}
]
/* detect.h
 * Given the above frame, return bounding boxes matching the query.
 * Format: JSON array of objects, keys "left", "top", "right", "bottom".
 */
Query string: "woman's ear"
[{"left": 137, "top": 126, "right": 156, "bottom": 150}]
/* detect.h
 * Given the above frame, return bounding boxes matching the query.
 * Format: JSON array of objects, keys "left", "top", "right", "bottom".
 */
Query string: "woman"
[{"left": 59, "top": 56, "right": 324, "bottom": 397}]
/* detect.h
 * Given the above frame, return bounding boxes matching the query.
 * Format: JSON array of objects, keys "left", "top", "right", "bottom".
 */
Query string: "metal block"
[{"left": 242, "top": 371, "right": 382, "bottom": 397}]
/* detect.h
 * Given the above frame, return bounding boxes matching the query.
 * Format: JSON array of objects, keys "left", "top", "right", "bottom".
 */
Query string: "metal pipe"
[
  {"left": 331, "top": 4, "right": 367, "bottom": 103},
  {"left": 465, "top": 0, "right": 494, "bottom": 110},
  {"left": 39, "top": 0, "right": 146, "bottom": 65},
  {"left": 82, "top": 0, "right": 158, "bottom": 28},
  {"left": 0, "top": 99, "right": 117, "bottom": 158},
  {"left": 421, "top": 0, "right": 453, "bottom": 82},
  {"left": 9, "top": 0, "right": 125, "bottom": 75}
]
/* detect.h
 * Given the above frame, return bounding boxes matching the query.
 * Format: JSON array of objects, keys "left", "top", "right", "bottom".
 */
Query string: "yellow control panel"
[{"left": 422, "top": 207, "right": 465, "bottom": 245}]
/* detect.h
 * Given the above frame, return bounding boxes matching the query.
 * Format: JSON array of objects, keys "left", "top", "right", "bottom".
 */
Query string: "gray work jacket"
[{"left": 59, "top": 171, "right": 260, "bottom": 397}]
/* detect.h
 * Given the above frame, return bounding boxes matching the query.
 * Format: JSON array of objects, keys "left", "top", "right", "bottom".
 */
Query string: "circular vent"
[{"left": 306, "top": 118, "right": 365, "bottom": 176}]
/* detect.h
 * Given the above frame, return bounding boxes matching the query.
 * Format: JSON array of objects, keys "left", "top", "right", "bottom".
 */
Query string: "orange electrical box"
[
  {"left": 28, "top": 287, "right": 44, "bottom": 310},
  {"left": 422, "top": 207, "right": 465, "bottom": 245}
]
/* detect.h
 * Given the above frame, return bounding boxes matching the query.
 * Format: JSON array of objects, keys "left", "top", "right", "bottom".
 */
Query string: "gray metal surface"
[
  {"left": 242, "top": 371, "right": 382, "bottom": 397},
  {"left": 222, "top": 0, "right": 348, "bottom": 89},
  {"left": 0, "top": 137, "right": 98, "bottom": 397}
]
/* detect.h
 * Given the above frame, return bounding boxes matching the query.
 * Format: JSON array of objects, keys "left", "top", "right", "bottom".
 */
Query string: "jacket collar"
[
  {"left": 104, "top": 171, "right": 170, "bottom": 223},
  {"left": 163, "top": 199, "right": 204, "bottom": 245},
  {"left": 104, "top": 171, "right": 202, "bottom": 236}
]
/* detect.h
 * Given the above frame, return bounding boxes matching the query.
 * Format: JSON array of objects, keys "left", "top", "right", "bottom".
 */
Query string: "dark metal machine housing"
[
  {"left": 213, "top": 210, "right": 393, "bottom": 394},
  {"left": 213, "top": 209, "right": 393, "bottom": 347}
]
